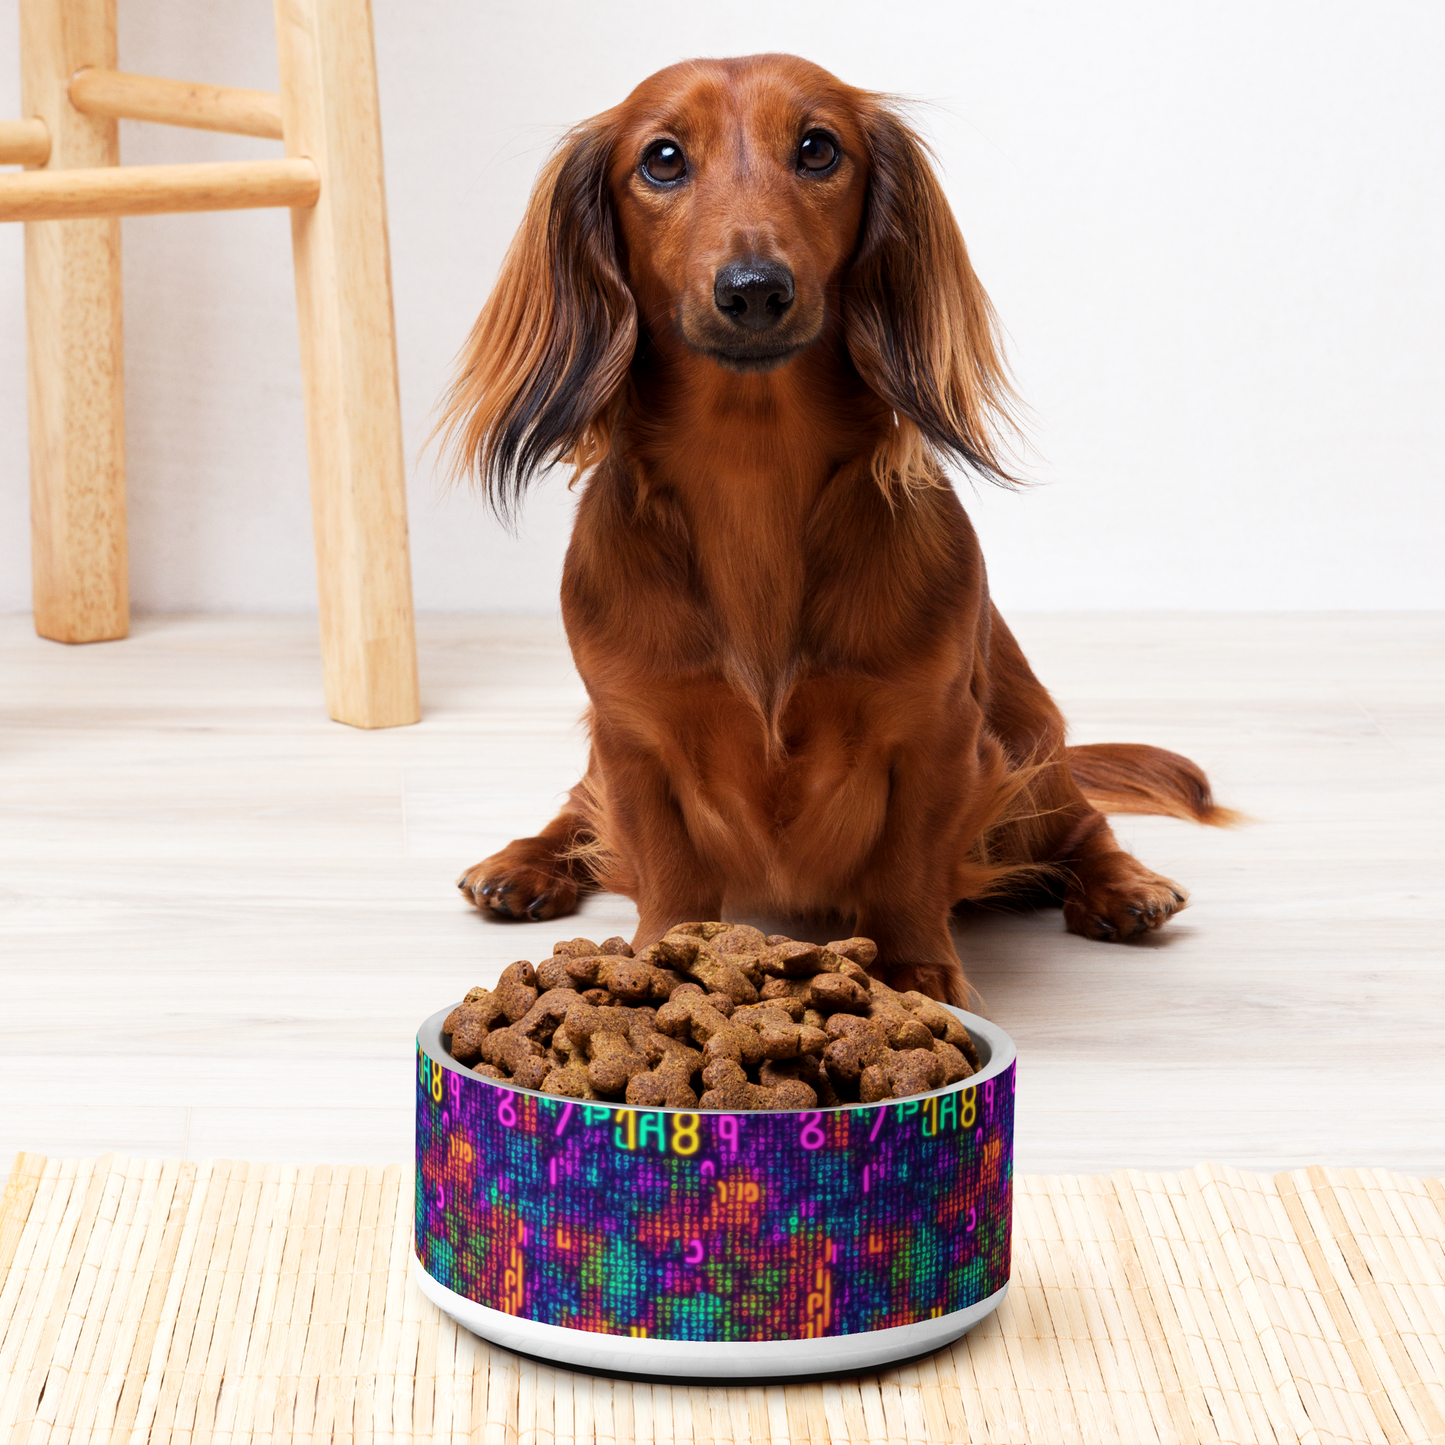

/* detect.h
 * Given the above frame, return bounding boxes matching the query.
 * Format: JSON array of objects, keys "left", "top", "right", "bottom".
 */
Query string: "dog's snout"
[{"left": 713, "top": 259, "right": 795, "bottom": 331}]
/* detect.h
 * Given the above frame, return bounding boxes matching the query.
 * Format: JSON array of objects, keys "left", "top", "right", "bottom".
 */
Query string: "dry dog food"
[{"left": 441, "top": 923, "right": 980, "bottom": 1110}]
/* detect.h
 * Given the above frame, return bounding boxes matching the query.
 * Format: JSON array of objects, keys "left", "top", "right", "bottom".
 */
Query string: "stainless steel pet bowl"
[{"left": 413, "top": 1004, "right": 1015, "bottom": 1379}]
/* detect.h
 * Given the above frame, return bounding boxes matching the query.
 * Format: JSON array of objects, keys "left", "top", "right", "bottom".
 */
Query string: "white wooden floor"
[{"left": 1, "top": 612, "right": 1440, "bottom": 1175}]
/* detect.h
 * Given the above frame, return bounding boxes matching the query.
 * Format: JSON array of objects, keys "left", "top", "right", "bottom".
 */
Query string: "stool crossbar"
[{"left": 1, "top": 0, "right": 420, "bottom": 729}]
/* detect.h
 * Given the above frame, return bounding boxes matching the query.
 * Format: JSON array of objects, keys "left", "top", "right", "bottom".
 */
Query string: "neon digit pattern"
[{"left": 415, "top": 1046, "right": 1014, "bottom": 1342}]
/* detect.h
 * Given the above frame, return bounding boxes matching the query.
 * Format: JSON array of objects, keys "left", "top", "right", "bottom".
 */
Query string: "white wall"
[{"left": 1, "top": 0, "right": 1440, "bottom": 613}]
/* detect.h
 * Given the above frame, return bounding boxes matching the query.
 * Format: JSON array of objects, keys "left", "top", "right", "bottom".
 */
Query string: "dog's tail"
[{"left": 1065, "top": 743, "right": 1244, "bottom": 827}]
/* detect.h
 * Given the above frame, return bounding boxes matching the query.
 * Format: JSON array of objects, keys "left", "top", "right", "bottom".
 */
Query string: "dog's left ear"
[
  {"left": 437, "top": 116, "right": 637, "bottom": 522},
  {"left": 845, "top": 103, "right": 1019, "bottom": 488}
]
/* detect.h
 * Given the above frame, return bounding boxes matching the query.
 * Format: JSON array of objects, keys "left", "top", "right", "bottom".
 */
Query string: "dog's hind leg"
[
  {"left": 975, "top": 610, "right": 1233, "bottom": 942},
  {"left": 457, "top": 775, "right": 599, "bottom": 921}
]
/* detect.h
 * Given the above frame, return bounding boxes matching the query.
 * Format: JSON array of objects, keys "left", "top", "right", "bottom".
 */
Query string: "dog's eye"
[
  {"left": 641, "top": 141, "right": 686, "bottom": 184},
  {"left": 798, "top": 131, "right": 838, "bottom": 173}
]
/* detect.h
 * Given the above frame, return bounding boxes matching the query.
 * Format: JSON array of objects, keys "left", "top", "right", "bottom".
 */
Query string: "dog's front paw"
[
  {"left": 457, "top": 843, "right": 580, "bottom": 922},
  {"left": 1062, "top": 852, "right": 1187, "bottom": 941}
]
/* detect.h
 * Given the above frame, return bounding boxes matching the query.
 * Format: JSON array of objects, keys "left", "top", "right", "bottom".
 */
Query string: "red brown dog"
[{"left": 440, "top": 54, "right": 1235, "bottom": 1004}]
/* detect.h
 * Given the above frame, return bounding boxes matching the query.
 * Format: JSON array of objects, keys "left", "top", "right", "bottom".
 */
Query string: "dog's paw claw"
[{"left": 457, "top": 856, "right": 578, "bottom": 922}]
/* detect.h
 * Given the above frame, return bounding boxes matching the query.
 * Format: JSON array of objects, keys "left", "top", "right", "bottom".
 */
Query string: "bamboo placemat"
[{"left": 2, "top": 1154, "right": 1443, "bottom": 1444}]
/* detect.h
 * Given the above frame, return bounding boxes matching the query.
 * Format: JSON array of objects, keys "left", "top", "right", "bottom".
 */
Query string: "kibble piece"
[
  {"left": 552, "top": 937, "right": 601, "bottom": 958},
  {"left": 932, "top": 1038, "right": 975, "bottom": 1085},
  {"left": 535, "top": 955, "right": 576, "bottom": 991},
  {"left": 734, "top": 996, "right": 804, "bottom": 1024},
  {"left": 513, "top": 989, "right": 583, "bottom": 1043},
  {"left": 760, "top": 1054, "right": 839, "bottom": 1107},
  {"left": 598, "top": 936, "right": 634, "bottom": 956},
  {"left": 898, "top": 990, "right": 978, "bottom": 1060},
  {"left": 582, "top": 1026, "right": 650, "bottom": 1099},
  {"left": 709, "top": 923, "right": 768, "bottom": 956},
  {"left": 511, "top": 1054, "right": 551, "bottom": 1090},
  {"left": 625, "top": 1045, "right": 700, "bottom": 1107},
  {"left": 758, "top": 941, "right": 838, "bottom": 977},
  {"left": 656, "top": 994, "right": 765, "bottom": 1068},
  {"left": 759, "top": 976, "right": 812, "bottom": 1003},
  {"left": 808, "top": 974, "right": 871, "bottom": 1015},
  {"left": 541, "top": 1060, "right": 597, "bottom": 1098},
  {"left": 443, "top": 994, "right": 506, "bottom": 1063},
  {"left": 446, "top": 992, "right": 504, "bottom": 1033},
  {"left": 478, "top": 1026, "right": 546, "bottom": 1076},
  {"left": 825, "top": 937, "right": 879, "bottom": 968},
  {"left": 470, "top": 1062, "right": 507, "bottom": 1080},
  {"left": 883, "top": 1048, "right": 946, "bottom": 1099},
  {"left": 866, "top": 977, "right": 940, "bottom": 1051},
  {"left": 663, "top": 921, "right": 732, "bottom": 942},
  {"left": 733, "top": 1006, "right": 828, "bottom": 1061},
  {"left": 646, "top": 938, "right": 759, "bottom": 1004},
  {"left": 494, "top": 960, "right": 539, "bottom": 1022},
  {"left": 822, "top": 1017, "right": 889, "bottom": 1083},
  {"left": 699, "top": 1058, "right": 817, "bottom": 1111}
]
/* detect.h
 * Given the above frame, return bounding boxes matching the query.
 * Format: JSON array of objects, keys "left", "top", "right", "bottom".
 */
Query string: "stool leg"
[
  {"left": 273, "top": 0, "right": 420, "bottom": 728},
  {"left": 22, "top": 0, "right": 127, "bottom": 644}
]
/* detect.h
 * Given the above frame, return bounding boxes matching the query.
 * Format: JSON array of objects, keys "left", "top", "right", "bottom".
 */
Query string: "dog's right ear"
[{"left": 437, "top": 117, "right": 637, "bottom": 522}]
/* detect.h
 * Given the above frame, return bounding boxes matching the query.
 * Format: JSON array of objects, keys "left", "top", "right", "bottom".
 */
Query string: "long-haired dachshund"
[{"left": 442, "top": 53, "right": 1235, "bottom": 1005}]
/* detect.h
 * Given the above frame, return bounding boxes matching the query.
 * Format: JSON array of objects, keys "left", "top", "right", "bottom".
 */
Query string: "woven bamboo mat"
[{"left": 2, "top": 1155, "right": 1444, "bottom": 1445}]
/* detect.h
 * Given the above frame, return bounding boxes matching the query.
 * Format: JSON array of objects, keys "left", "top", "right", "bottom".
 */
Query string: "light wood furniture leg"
[
  {"left": 21, "top": 0, "right": 126, "bottom": 644},
  {"left": 273, "top": 0, "right": 420, "bottom": 729}
]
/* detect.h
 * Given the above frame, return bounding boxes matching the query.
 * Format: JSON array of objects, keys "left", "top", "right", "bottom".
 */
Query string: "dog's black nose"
[{"left": 713, "top": 259, "right": 794, "bottom": 330}]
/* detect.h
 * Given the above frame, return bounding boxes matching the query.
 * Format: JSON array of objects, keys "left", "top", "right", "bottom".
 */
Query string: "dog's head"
[{"left": 440, "top": 54, "right": 1017, "bottom": 518}]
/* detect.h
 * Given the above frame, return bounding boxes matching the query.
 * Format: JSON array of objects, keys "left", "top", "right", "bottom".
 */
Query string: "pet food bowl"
[{"left": 413, "top": 1004, "right": 1015, "bottom": 1379}]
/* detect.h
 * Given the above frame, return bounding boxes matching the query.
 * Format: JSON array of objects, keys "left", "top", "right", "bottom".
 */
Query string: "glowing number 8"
[
  {"left": 961, "top": 1088, "right": 976, "bottom": 1129},
  {"left": 671, "top": 1114, "right": 700, "bottom": 1156},
  {"left": 431, "top": 1062, "right": 443, "bottom": 1103}
]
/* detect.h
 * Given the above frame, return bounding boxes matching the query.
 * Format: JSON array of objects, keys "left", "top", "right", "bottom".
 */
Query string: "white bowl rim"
[{"left": 416, "top": 1000, "right": 1016, "bottom": 1113}]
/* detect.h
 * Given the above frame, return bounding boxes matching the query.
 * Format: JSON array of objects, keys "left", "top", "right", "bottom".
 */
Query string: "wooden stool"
[{"left": 0, "top": 0, "right": 420, "bottom": 729}]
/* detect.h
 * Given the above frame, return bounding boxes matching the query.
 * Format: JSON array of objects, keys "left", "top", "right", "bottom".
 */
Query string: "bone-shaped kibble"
[
  {"left": 645, "top": 937, "right": 759, "bottom": 1003},
  {"left": 932, "top": 1038, "right": 975, "bottom": 1085},
  {"left": 808, "top": 974, "right": 871, "bottom": 1015},
  {"left": 757, "top": 941, "right": 840, "bottom": 977},
  {"left": 564, "top": 954, "right": 676, "bottom": 1004},
  {"left": 443, "top": 994, "right": 506, "bottom": 1062},
  {"left": 494, "top": 960, "right": 539, "bottom": 1022},
  {"left": 562, "top": 1000, "right": 649, "bottom": 1097},
  {"left": 821, "top": 1015, "right": 889, "bottom": 1085},
  {"left": 864, "top": 977, "right": 939, "bottom": 1050},
  {"left": 707, "top": 923, "right": 768, "bottom": 956},
  {"left": 478, "top": 1025, "right": 545, "bottom": 1075},
  {"left": 859, "top": 1047, "right": 945, "bottom": 1102},
  {"left": 732, "top": 1005, "right": 828, "bottom": 1060},
  {"left": 655, "top": 993, "right": 765, "bottom": 1068},
  {"left": 540, "top": 1060, "right": 597, "bottom": 1098},
  {"left": 699, "top": 1058, "right": 817, "bottom": 1110},
  {"left": 551, "top": 937, "right": 600, "bottom": 958},
  {"left": 825, "top": 937, "right": 879, "bottom": 968},
  {"left": 512, "top": 988, "right": 584, "bottom": 1042},
  {"left": 625, "top": 1045, "right": 700, "bottom": 1107},
  {"left": 760, "top": 1054, "right": 838, "bottom": 1107}
]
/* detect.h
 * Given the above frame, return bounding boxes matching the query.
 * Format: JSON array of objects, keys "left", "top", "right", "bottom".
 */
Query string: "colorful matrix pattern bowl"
[{"left": 413, "top": 1005, "right": 1016, "bottom": 1378}]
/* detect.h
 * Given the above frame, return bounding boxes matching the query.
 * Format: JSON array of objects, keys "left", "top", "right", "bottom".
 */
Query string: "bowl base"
[{"left": 410, "top": 1254, "right": 1009, "bottom": 1381}]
